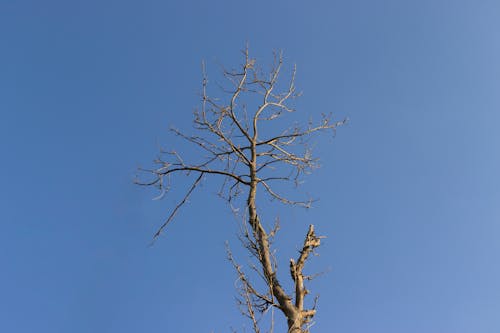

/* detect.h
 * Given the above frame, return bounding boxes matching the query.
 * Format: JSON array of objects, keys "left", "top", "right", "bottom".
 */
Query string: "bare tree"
[{"left": 136, "top": 47, "right": 345, "bottom": 333}]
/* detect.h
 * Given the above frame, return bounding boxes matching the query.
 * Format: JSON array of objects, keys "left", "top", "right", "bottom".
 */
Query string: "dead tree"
[{"left": 136, "top": 47, "right": 345, "bottom": 333}]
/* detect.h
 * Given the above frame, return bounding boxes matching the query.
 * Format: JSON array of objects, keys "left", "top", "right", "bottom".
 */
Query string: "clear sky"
[{"left": 2, "top": 0, "right": 500, "bottom": 332}]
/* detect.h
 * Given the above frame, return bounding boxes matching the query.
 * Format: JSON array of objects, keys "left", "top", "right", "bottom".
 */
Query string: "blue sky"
[{"left": 1, "top": 0, "right": 500, "bottom": 332}]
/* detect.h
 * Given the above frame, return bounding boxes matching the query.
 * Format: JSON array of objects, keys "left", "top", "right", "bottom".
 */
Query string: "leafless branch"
[{"left": 149, "top": 173, "right": 203, "bottom": 245}]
